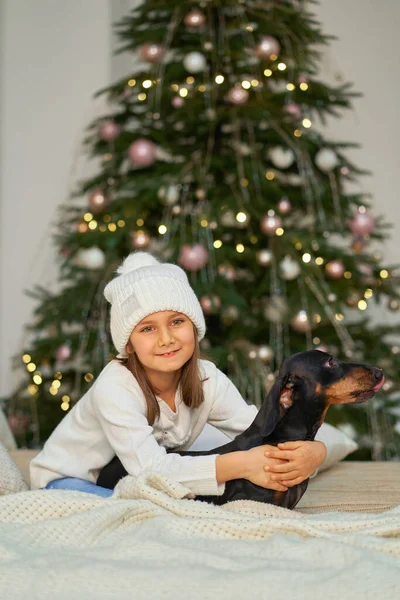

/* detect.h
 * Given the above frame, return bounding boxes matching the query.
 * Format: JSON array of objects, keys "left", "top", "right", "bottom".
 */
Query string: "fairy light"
[
  {"left": 294, "top": 129, "right": 302, "bottom": 137},
  {"left": 315, "top": 257, "right": 324, "bottom": 265},
  {"left": 186, "top": 76, "right": 195, "bottom": 84},
  {"left": 138, "top": 93, "right": 147, "bottom": 101},
  {"left": 264, "top": 69, "right": 272, "bottom": 77},
  {"left": 88, "top": 220, "right": 98, "bottom": 230},
  {"left": 240, "top": 178, "right": 249, "bottom": 187},
  {"left": 49, "top": 387, "right": 59, "bottom": 396},
  {"left": 251, "top": 79, "right": 259, "bottom": 87},
  {"left": 22, "top": 354, "right": 31, "bottom": 364},
  {"left": 61, "top": 402, "right": 69, "bottom": 411},
  {"left": 99, "top": 225, "right": 107, "bottom": 232},
  {"left": 250, "top": 235, "right": 258, "bottom": 244},
  {"left": 108, "top": 223, "right": 117, "bottom": 232},
  {"left": 171, "top": 84, "right": 179, "bottom": 92},
  {"left": 83, "top": 213, "right": 93, "bottom": 222},
  {"left": 213, "top": 240, "right": 223, "bottom": 249},
  {"left": 302, "top": 118, "right": 312, "bottom": 128},
  {"left": 158, "top": 225, "right": 167, "bottom": 235},
  {"left": 142, "top": 80, "right": 152, "bottom": 88},
  {"left": 84, "top": 373, "right": 94, "bottom": 383},
  {"left": 33, "top": 375, "right": 42, "bottom": 385},
  {"left": 276, "top": 228, "right": 284, "bottom": 236},
  {"left": 265, "top": 171, "right": 275, "bottom": 181},
  {"left": 55, "top": 372, "right": 62, "bottom": 380},
  {"left": 302, "top": 253, "right": 311, "bottom": 263},
  {"left": 358, "top": 300, "right": 368, "bottom": 311},
  {"left": 198, "top": 84, "right": 206, "bottom": 92},
  {"left": 127, "top": 79, "right": 136, "bottom": 87},
  {"left": 236, "top": 212, "right": 247, "bottom": 223},
  {"left": 295, "top": 242, "right": 303, "bottom": 250},
  {"left": 278, "top": 63, "right": 287, "bottom": 71},
  {"left": 344, "top": 271, "right": 352, "bottom": 279},
  {"left": 27, "top": 363, "right": 36, "bottom": 373},
  {"left": 236, "top": 244, "right": 245, "bottom": 253},
  {"left": 52, "top": 380, "right": 61, "bottom": 389},
  {"left": 364, "top": 289, "right": 373, "bottom": 299},
  {"left": 179, "top": 88, "right": 188, "bottom": 97},
  {"left": 314, "top": 314, "right": 322, "bottom": 324},
  {"left": 28, "top": 385, "right": 38, "bottom": 395},
  {"left": 215, "top": 75, "right": 224, "bottom": 84},
  {"left": 380, "top": 269, "right": 389, "bottom": 279},
  {"left": 286, "top": 83, "right": 295, "bottom": 91},
  {"left": 200, "top": 219, "right": 208, "bottom": 227},
  {"left": 335, "top": 313, "right": 344, "bottom": 321},
  {"left": 300, "top": 82, "right": 309, "bottom": 91},
  {"left": 241, "top": 80, "right": 251, "bottom": 89},
  {"left": 117, "top": 220, "right": 125, "bottom": 227},
  {"left": 136, "top": 218, "right": 144, "bottom": 226}
]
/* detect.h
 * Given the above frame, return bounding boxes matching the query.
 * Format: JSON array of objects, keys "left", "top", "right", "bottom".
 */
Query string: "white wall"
[
  {"left": 1, "top": 0, "right": 399, "bottom": 397},
  {"left": 0, "top": 0, "right": 110, "bottom": 396}
]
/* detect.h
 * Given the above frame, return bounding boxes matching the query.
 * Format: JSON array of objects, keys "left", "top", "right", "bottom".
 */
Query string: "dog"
[{"left": 97, "top": 350, "right": 384, "bottom": 509}]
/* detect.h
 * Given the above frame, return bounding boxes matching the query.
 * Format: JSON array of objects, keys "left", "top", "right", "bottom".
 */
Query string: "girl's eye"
[
  {"left": 141, "top": 326, "right": 154, "bottom": 333},
  {"left": 172, "top": 318, "right": 184, "bottom": 326}
]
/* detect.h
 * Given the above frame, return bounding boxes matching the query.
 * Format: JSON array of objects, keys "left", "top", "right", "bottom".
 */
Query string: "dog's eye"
[{"left": 326, "top": 357, "right": 336, "bottom": 368}]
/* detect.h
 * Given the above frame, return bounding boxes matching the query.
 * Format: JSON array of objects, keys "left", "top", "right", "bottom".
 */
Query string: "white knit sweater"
[{"left": 30, "top": 359, "right": 330, "bottom": 494}]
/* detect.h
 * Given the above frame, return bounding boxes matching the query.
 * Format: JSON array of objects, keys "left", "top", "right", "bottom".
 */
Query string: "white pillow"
[
  {"left": 0, "top": 441, "right": 29, "bottom": 496},
  {"left": 0, "top": 408, "right": 17, "bottom": 451},
  {"left": 313, "top": 422, "right": 358, "bottom": 475}
]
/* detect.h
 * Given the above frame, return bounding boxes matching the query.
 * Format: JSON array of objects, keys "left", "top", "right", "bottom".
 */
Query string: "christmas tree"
[{"left": 6, "top": 0, "right": 400, "bottom": 459}]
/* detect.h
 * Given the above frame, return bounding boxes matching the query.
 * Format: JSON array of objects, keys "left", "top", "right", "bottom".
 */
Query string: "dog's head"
[{"left": 277, "top": 349, "right": 384, "bottom": 412}]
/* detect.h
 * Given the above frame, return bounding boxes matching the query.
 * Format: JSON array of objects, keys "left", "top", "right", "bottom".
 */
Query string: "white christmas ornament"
[
  {"left": 279, "top": 256, "right": 301, "bottom": 280},
  {"left": 75, "top": 247, "right": 105, "bottom": 270},
  {"left": 315, "top": 148, "right": 339, "bottom": 172},
  {"left": 269, "top": 147, "right": 295, "bottom": 169},
  {"left": 183, "top": 52, "right": 206, "bottom": 73}
]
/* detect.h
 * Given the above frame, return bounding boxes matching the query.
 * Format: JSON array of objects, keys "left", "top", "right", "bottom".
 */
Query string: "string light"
[
  {"left": 142, "top": 80, "right": 152, "bottom": 88},
  {"left": 179, "top": 88, "right": 188, "bottom": 97},
  {"left": 171, "top": 84, "right": 179, "bottom": 91},
  {"left": 22, "top": 354, "right": 31, "bottom": 364},
  {"left": 315, "top": 257, "right": 324, "bottom": 265},
  {"left": 294, "top": 130, "right": 302, "bottom": 137},
  {"left": 213, "top": 240, "right": 223, "bottom": 248},
  {"left": 138, "top": 93, "right": 147, "bottom": 101},
  {"left": 27, "top": 363, "right": 36, "bottom": 373},
  {"left": 28, "top": 385, "right": 38, "bottom": 395},
  {"left": 198, "top": 84, "right": 206, "bottom": 92},
  {"left": 380, "top": 269, "right": 389, "bottom": 279},
  {"left": 251, "top": 79, "right": 259, "bottom": 87},
  {"left": 33, "top": 375, "right": 42, "bottom": 385},
  {"left": 215, "top": 75, "right": 224, "bottom": 84},
  {"left": 264, "top": 69, "right": 272, "bottom": 77},
  {"left": 186, "top": 76, "right": 195, "bottom": 84},
  {"left": 200, "top": 219, "right": 208, "bottom": 227},
  {"left": 127, "top": 79, "right": 136, "bottom": 87},
  {"left": 358, "top": 300, "right": 368, "bottom": 310},
  {"left": 158, "top": 225, "right": 167, "bottom": 235},
  {"left": 302, "top": 118, "right": 312, "bottom": 128},
  {"left": 302, "top": 253, "right": 311, "bottom": 263},
  {"left": 136, "top": 218, "right": 144, "bottom": 226},
  {"left": 265, "top": 171, "right": 275, "bottom": 180},
  {"left": 236, "top": 212, "right": 247, "bottom": 223},
  {"left": 300, "top": 82, "right": 309, "bottom": 91},
  {"left": 335, "top": 313, "right": 344, "bottom": 321},
  {"left": 83, "top": 213, "right": 93, "bottom": 222},
  {"left": 84, "top": 373, "right": 94, "bottom": 383},
  {"left": 241, "top": 80, "right": 251, "bottom": 89},
  {"left": 344, "top": 271, "right": 352, "bottom": 279},
  {"left": 278, "top": 63, "right": 287, "bottom": 71},
  {"left": 364, "top": 289, "right": 373, "bottom": 299},
  {"left": 240, "top": 178, "right": 249, "bottom": 187},
  {"left": 276, "top": 228, "right": 284, "bottom": 236},
  {"left": 88, "top": 220, "right": 98, "bottom": 230},
  {"left": 286, "top": 83, "right": 295, "bottom": 91},
  {"left": 108, "top": 223, "right": 117, "bottom": 232},
  {"left": 117, "top": 220, "right": 125, "bottom": 227},
  {"left": 236, "top": 244, "right": 245, "bottom": 253}
]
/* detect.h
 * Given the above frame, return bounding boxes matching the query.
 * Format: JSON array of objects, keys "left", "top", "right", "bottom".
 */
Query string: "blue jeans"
[{"left": 45, "top": 477, "right": 113, "bottom": 498}]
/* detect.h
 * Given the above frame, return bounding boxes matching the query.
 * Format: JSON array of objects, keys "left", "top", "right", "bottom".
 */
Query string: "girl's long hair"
[{"left": 116, "top": 328, "right": 205, "bottom": 425}]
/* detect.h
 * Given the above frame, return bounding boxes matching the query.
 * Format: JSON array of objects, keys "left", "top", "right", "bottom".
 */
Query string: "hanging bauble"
[
  {"left": 277, "top": 196, "right": 292, "bottom": 214},
  {"left": 200, "top": 295, "right": 221, "bottom": 315},
  {"left": 269, "top": 147, "right": 295, "bottom": 169},
  {"left": 315, "top": 148, "right": 339, "bottom": 172},
  {"left": 184, "top": 9, "right": 206, "bottom": 29},
  {"left": 227, "top": 86, "right": 249, "bottom": 105},
  {"left": 55, "top": 343, "right": 72, "bottom": 362},
  {"left": 284, "top": 103, "right": 301, "bottom": 119},
  {"left": 172, "top": 96, "right": 184, "bottom": 108},
  {"left": 258, "top": 345, "right": 273, "bottom": 362},
  {"left": 75, "top": 247, "right": 106, "bottom": 270},
  {"left": 222, "top": 305, "right": 240, "bottom": 324},
  {"left": 98, "top": 120, "right": 120, "bottom": 142},
  {"left": 220, "top": 210, "right": 236, "bottom": 227},
  {"left": 218, "top": 264, "right": 236, "bottom": 281},
  {"left": 183, "top": 51, "right": 206, "bottom": 73},
  {"left": 290, "top": 310, "right": 311, "bottom": 333},
  {"left": 256, "top": 249, "right": 273, "bottom": 267},
  {"left": 178, "top": 244, "right": 209, "bottom": 271},
  {"left": 131, "top": 230, "right": 151, "bottom": 249},
  {"left": 139, "top": 43, "right": 164, "bottom": 63},
  {"left": 279, "top": 256, "right": 301, "bottom": 280},
  {"left": 129, "top": 139, "right": 156, "bottom": 167},
  {"left": 158, "top": 184, "right": 180, "bottom": 206},
  {"left": 325, "top": 260, "right": 345, "bottom": 279},
  {"left": 255, "top": 36, "right": 281, "bottom": 60},
  {"left": 389, "top": 299, "right": 400, "bottom": 312},
  {"left": 88, "top": 188, "right": 110, "bottom": 214},
  {"left": 348, "top": 211, "right": 376, "bottom": 237},
  {"left": 260, "top": 214, "right": 282, "bottom": 236},
  {"left": 264, "top": 296, "right": 288, "bottom": 323}
]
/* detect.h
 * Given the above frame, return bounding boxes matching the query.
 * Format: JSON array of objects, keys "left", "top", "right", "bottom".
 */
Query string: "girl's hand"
[
  {"left": 242, "top": 445, "right": 289, "bottom": 492},
  {"left": 263, "top": 441, "right": 327, "bottom": 487}
]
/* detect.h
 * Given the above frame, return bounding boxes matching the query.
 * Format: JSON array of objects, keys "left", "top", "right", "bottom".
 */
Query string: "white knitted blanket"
[{"left": 0, "top": 472, "right": 399, "bottom": 600}]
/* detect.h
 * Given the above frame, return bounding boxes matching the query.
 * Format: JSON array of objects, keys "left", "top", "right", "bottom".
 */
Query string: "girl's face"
[{"left": 127, "top": 311, "right": 196, "bottom": 375}]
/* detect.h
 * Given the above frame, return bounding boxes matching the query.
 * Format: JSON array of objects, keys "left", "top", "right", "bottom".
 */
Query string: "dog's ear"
[{"left": 259, "top": 373, "right": 292, "bottom": 437}]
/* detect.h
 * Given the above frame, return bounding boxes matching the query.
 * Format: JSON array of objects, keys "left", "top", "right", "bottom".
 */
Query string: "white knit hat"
[{"left": 104, "top": 252, "right": 206, "bottom": 357}]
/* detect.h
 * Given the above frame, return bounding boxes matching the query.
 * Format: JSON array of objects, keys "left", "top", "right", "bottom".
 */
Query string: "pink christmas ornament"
[
  {"left": 255, "top": 36, "right": 281, "bottom": 60},
  {"left": 200, "top": 295, "right": 221, "bottom": 315},
  {"left": 290, "top": 310, "right": 311, "bottom": 333},
  {"left": 227, "top": 87, "right": 249, "bottom": 105},
  {"left": 217, "top": 264, "right": 236, "bottom": 281},
  {"left": 129, "top": 138, "right": 156, "bottom": 167},
  {"left": 284, "top": 102, "right": 301, "bottom": 119},
  {"left": 348, "top": 211, "right": 376, "bottom": 237},
  {"left": 325, "top": 260, "right": 345, "bottom": 279},
  {"left": 184, "top": 9, "right": 206, "bottom": 28},
  {"left": 277, "top": 197, "right": 292, "bottom": 214},
  {"left": 178, "top": 244, "right": 209, "bottom": 271},
  {"left": 139, "top": 43, "right": 164, "bottom": 63},
  {"left": 260, "top": 214, "right": 282, "bottom": 236},
  {"left": 56, "top": 343, "right": 71, "bottom": 362},
  {"left": 88, "top": 188, "right": 110, "bottom": 214},
  {"left": 98, "top": 120, "right": 120, "bottom": 142},
  {"left": 172, "top": 96, "right": 184, "bottom": 108}
]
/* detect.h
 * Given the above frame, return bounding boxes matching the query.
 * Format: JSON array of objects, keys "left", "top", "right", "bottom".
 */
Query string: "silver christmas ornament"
[{"left": 279, "top": 256, "right": 301, "bottom": 280}]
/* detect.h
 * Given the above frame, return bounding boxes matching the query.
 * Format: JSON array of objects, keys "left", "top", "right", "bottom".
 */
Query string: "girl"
[{"left": 30, "top": 252, "right": 328, "bottom": 499}]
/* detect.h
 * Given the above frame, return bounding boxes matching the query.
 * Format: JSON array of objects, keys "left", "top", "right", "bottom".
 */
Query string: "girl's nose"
[{"left": 158, "top": 328, "right": 174, "bottom": 346}]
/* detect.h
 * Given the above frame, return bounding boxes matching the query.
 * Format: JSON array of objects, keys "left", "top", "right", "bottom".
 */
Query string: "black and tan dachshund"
[{"left": 97, "top": 350, "right": 384, "bottom": 509}]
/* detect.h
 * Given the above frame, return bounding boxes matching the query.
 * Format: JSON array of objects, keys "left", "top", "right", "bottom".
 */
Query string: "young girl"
[{"left": 30, "top": 252, "right": 328, "bottom": 499}]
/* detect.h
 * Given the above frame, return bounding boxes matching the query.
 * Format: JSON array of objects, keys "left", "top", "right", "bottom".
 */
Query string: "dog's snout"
[{"left": 371, "top": 367, "right": 383, "bottom": 381}]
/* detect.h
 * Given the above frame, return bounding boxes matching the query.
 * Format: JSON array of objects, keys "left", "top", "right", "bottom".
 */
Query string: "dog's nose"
[{"left": 371, "top": 367, "right": 383, "bottom": 381}]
